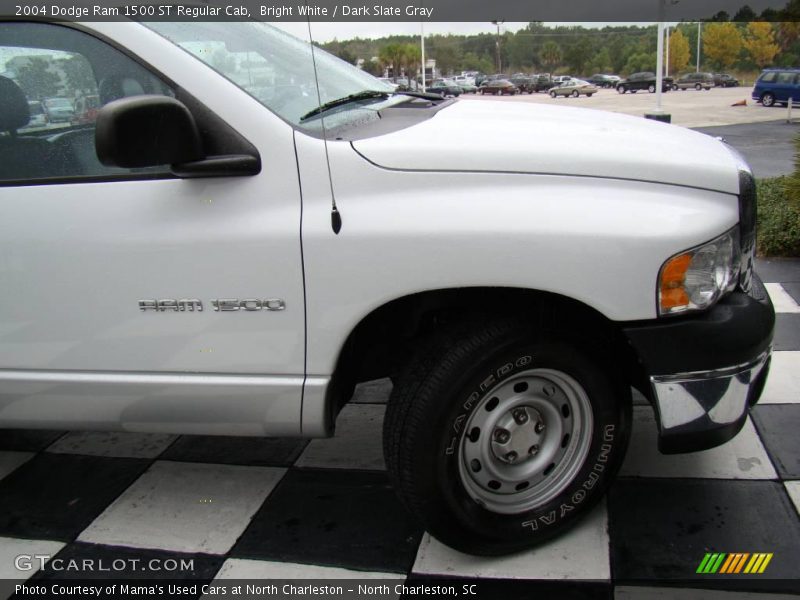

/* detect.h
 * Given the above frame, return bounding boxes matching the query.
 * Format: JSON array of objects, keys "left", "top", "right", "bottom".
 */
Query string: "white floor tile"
[
  {"left": 78, "top": 461, "right": 284, "bottom": 554},
  {"left": 785, "top": 481, "right": 800, "bottom": 517},
  {"left": 46, "top": 432, "right": 177, "bottom": 459},
  {"left": 760, "top": 351, "right": 800, "bottom": 404},
  {"left": 213, "top": 558, "right": 403, "bottom": 579},
  {"left": 0, "top": 537, "right": 64, "bottom": 579},
  {"left": 411, "top": 501, "right": 609, "bottom": 580},
  {"left": 296, "top": 404, "right": 385, "bottom": 470},
  {"left": 350, "top": 378, "right": 392, "bottom": 404},
  {"left": 0, "top": 451, "right": 34, "bottom": 481},
  {"left": 620, "top": 407, "right": 777, "bottom": 479},
  {"left": 765, "top": 283, "right": 800, "bottom": 313}
]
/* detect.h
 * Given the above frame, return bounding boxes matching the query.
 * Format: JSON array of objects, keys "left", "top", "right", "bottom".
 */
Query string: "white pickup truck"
[{"left": 0, "top": 19, "right": 775, "bottom": 555}]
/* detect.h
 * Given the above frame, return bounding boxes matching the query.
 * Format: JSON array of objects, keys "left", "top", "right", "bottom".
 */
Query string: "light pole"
[
  {"left": 665, "top": 25, "right": 670, "bottom": 77},
  {"left": 697, "top": 22, "right": 702, "bottom": 72},
  {"left": 420, "top": 22, "right": 426, "bottom": 91},
  {"left": 491, "top": 20, "right": 504, "bottom": 73}
]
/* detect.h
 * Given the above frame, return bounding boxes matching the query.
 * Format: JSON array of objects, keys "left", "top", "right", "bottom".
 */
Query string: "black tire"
[
  {"left": 762, "top": 92, "right": 776, "bottom": 107},
  {"left": 695, "top": 83, "right": 702, "bottom": 91},
  {"left": 550, "top": 91, "right": 557, "bottom": 98},
  {"left": 383, "top": 320, "right": 632, "bottom": 555},
  {"left": 587, "top": 93, "right": 593, "bottom": 97},
  {"left": 648, "top": 84, "right": 656, "bottom": 93},
  {"left": 617, "top": 85, "right": 626, "bottom": 94},
  {"left": 571, "top": 90, "right": 579, "bottom": 98}
]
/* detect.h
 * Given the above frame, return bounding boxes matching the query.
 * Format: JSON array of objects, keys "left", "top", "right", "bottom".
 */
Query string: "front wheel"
[
  {"left": 648, "top": 84, "right": 656, "bottom": 93},
  {"left": 550, "top": 91, "right": 557, "bottom": 98},
  {"left": 571, "top": 90, "right": 579, "bottom": 98},
  {"left": 383, "top": 321, "right": 632, "bottom": 555},
  {"left": 617, "top": 85, "right": 626, "bottom": 94},
  {"left": 762, "top": 92, "right": 776, "bottom": 107}
]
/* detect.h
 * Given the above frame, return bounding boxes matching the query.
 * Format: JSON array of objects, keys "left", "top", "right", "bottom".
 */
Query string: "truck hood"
[{"left": 352, "top": 100, "right": 741, "bottom": 195}]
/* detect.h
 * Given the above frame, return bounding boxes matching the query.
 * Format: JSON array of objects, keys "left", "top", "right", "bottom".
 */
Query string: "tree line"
[{"left": 322, "top": 13, "right": 800, "bottom": 80}]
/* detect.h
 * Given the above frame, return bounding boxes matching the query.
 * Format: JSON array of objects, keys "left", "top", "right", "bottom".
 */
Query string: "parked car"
[
  {"left": 713, "top": 73, "right": 739, "bottom": 87},
  {"left": 616, "top": 72, "right": 673, "bottom": 94},
  {"left": 549, "top": 78, "right": 598, "bottom": 98},
  {"left": 429, "top": 78, "right": 462, "bottom": 97},
  {"left": 510, "top": 75, "right": 536, "bottom": 93},
  {"left": 42, "top": 96, "right": 74, "bottom": 123},
  {"left": 752, "top": 68, "right": 800, "bottom": 107},
  {"left": 454, "top": 75, "right": 476, "bottom": 87},
  {"left": 531, "top": 74, "right": 554, "bottom": 92},
  {"left": 21, "top": 100, "right": 47, "bottom": 129},
  {"left": 71, "top": 94, "right": 101, "bottom": 125},
  {"left": 458, "top": 81, "right": 478, "bottom": 94},
  {"left": 0, "top": 19, "right": 774, "bottom": 558},
  {"left": 478, "top": 79, "right": 519, "bottom": 95},
  {"left": 587, "top": 74, "right": 620, "bottom": 88},
  {"left": 673, "top": 72, "right": 714, "bottom": 91},
  {"left": 551, "top": 75, "right": 572, "bottom": 85}
]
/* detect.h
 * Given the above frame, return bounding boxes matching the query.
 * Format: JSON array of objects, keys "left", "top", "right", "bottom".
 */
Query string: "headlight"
[{"left": 658, "top": 227, "right": 741, "bottom": 316}]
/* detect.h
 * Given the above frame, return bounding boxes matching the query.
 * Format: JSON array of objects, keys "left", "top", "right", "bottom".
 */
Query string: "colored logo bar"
[{"left": 696, "top": 553, "right": 773, "bottom": 574}]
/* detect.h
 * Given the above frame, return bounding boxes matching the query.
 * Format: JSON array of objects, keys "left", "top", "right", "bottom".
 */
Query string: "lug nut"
[
  {"left": 494, "top": 428, "right": 510, "bottom": 444},
  {"left": 504, "top": 451, "right": 518, "bottom": 463},
  {"left": 513, "top": 409, "right": 529, "bottom": 424},
  {"left": 529, "top": 444, "right": 539, "bottom": 456},
  {"left": 535, "top": 421, "right": 546, "bottom": 434}
]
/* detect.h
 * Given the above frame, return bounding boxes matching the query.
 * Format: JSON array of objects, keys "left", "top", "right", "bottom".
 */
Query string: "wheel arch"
[{"left": 325, "top": 286, "right": 643, "bottom": 426}]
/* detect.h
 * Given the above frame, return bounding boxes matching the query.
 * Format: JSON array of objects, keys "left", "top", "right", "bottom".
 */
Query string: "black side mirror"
[
  {"left": 96, "top": 95, "right": 203, "bottom": 168},
  {"left": 95, "top": 95, "right": 260, "bottom": 178}
]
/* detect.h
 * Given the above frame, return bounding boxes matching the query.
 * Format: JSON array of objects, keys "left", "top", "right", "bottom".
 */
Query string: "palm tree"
[
  {"left": 540, "top": 41, "right": 562, "bottom": 71},
  {"left": 378, "top": 43, "right": 406, "bottom": 81},
  {"left": 403, "top": 43, "right": 422, "bottom": 88}
]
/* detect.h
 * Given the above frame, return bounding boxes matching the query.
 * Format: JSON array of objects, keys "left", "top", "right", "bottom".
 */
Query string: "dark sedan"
[
  {"left": 428, "top": 79, "right": 462, "bottom": 97},
  {"left": 478, "top": 79, "right": 519, "bottom": 95},
  {"left": 714, "top": 73, "right": 740, "bottom": 87}
]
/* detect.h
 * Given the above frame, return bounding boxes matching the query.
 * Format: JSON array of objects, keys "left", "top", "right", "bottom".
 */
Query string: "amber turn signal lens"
[{"left": 660, "top": 253, "right": 691, "bottom": 310}]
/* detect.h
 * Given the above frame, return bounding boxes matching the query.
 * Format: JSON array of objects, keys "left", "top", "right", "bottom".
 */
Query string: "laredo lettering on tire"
[{"left": 383, "top": 320, "right": 631, "bottom": 555}]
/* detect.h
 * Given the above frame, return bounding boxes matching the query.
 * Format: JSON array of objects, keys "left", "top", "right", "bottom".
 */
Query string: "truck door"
[{"left": 0, "top": 22, "right": 306, "bottom": 435}]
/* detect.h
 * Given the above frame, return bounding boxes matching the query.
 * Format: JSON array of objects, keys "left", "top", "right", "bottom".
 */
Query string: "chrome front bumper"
[{"left": 650, "top": 350, "right": 771, "bottom": 454}]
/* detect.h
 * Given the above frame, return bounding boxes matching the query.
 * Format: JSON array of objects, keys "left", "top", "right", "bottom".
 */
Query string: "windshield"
[
  {"left": 147, "top": 21, "right": 395, "bottom": 129},
  {"left": 45, "top": 98, "right": 72, "bottom": 108}
]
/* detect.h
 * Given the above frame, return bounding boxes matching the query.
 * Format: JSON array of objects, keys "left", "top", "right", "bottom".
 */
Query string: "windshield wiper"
[{"left": 300, "top": 90, "right": 390, "bottom": 121}]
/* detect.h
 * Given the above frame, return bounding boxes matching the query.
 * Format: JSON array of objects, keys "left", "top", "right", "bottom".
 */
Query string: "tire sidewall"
[{"left": 408, "top": 334, "right": 630, "bottom": 553}]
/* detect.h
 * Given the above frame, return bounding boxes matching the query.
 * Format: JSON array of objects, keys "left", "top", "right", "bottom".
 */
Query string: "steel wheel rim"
[{"left": 458, "top": 368, "right": 594, "bottom": 514}]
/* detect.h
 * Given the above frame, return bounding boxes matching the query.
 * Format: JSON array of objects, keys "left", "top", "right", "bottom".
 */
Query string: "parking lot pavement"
[
  {"left": 460, "top": 87, "right": 785, "bottom": 128},
  {"left": 1, "top": 262, "right": 799, "bottom": 598},
  {"left": 693, "top": 121, "right": 800, "bottom": 179}
]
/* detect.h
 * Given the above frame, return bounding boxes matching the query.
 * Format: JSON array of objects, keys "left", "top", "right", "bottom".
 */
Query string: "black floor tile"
[
  {"left": 30, "top": 542, "right": 224, "bottom": 581},
  {"left": 404, "top": 576, "right": 612, "bottom": 599},
  {"left": 232, "top": 468, "right": 423, "bottom": 573},
  {"left": 160, "top": 435, "right": 308, "bottom": 467},
  {"left": 782, "top": 281, "right": 800, "bottom": 306},
  {"left": 0, "top": 429, "right": 65, "bottom": 452},
  {"left": 0, "top": 454, "right": 150, "bottom": 541},
  {"left": 755, "top": 258, "right": 800, "bottom": 284},
  {"left": 609, "top": 479, "right": 800, "bottom": 591},
  {"left": 773, "top": 315, "right": 800, "bottom": 351},
  {"left": 751, "top": 405, "right": 800, "bottom": 480}
]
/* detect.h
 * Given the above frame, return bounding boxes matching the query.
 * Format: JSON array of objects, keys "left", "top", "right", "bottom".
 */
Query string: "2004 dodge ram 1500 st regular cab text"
[{"left": 0, "top": 19, "right": 775, "bottom": 556}]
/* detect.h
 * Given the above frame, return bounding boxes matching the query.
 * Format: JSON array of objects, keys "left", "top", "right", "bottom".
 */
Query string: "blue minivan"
[{"left": 752, "top": 68, "right": 800, "bottom": 106}]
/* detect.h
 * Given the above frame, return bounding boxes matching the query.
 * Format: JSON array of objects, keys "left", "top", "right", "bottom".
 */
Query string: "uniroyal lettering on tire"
[{"left": 383, "top": 321, "right": 631, "bottom": 556}]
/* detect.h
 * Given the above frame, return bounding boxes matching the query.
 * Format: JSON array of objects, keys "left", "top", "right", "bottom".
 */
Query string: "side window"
[
  {"left": 776, "top": 72, "right": 795, "bottom": 84},
  {"left": 760, "top": 72, "right": 777, "bottom": 83},
  {"left": 0, "top": 22, "right": 174, "bottom": 184}
]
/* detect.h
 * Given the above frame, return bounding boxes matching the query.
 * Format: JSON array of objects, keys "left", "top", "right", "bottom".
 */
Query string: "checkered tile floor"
[{"left": 2, "top": 259, "right": 800, "bottom": 599}]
